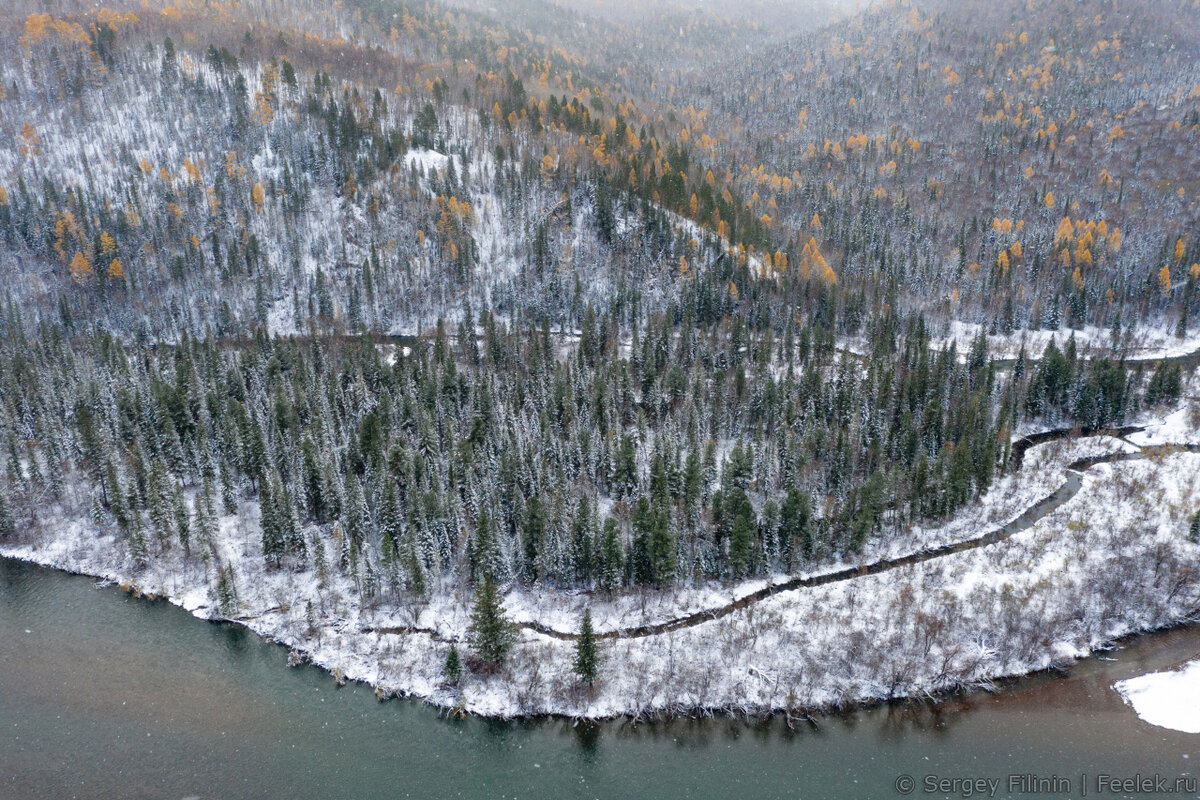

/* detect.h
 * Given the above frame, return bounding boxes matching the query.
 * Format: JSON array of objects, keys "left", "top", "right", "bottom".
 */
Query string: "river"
[{"left": 1, "top": 557, "right": 1197, "bottom": 799}]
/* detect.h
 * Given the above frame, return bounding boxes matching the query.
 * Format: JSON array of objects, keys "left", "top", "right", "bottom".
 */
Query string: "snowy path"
[
  {"left": 365, "top": 431, "right": 1199, "bottom": 644},
  {"left": 837, "top": 342, "right": 1200, "bottom": 372},
  {"left": 5, "top": 423, "right": 1198, "bottom": 718}
]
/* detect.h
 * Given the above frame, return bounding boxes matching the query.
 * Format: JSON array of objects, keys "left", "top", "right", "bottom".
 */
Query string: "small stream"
[{"left": 2, "top": 557, "right": 1197, "bottom": 799}]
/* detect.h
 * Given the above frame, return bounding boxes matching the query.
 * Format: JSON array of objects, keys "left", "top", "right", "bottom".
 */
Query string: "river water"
[{"left": 1, "top": 557, "right": 1197, "bottom": 799}]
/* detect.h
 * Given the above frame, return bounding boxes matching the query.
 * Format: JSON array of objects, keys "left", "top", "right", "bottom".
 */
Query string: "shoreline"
[
  {"left": 4, "top": 418, "right": 1199, "bottom": 720},
  {"left": 2, "top": 549, "right": 1198, "bottom": 724}
]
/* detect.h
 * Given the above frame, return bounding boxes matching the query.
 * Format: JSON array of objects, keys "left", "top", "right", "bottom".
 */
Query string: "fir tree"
[
  {"left": 215, "top": 565, "right": 238, "bottom": 617},
  {"left": 0, "top": 486, "right": 14, "bottom": 537},
  {"left": 648, "top": 508, "right": 676, "bottom": 585},
  {"left": 128, "top": 512, "right": 149, "bottom": 568},
  {"left": 468, "top": 577, "right": 516, "bottom": 668},
  {"left": 470, "top": 507, "right": 502, "bottom": 585},
  {"left": 173, "top": 483, "right": 191, "bottom": 556},
  {"left": 403, "top": 527, "right": 426, "bottom": 596},
  {"left": 279, "top": 483, "right": 306, "bottom": 562},
  {"left": 444, "top": 643, "right": 463, "bottom": 685},
  {"left": 573, "top": 608, "right": 599, "bottom": 685},
  {"left": 260, "top": 480, "right": 284, "bottom": 568},
  {"left": 194, "top": 477, "right": 218, "bottom": 548},
  {"left": 147, "top": 458, "right": 174, "bottom": 548},
  {"left": 780, "top": 489, "right": 813, "bottom": 566},
  {"left": 521, "top": 497, "right": 544, "bottom": 583},
  {"left": 599, "top": 517, "right": 623, "bottom": 593}
]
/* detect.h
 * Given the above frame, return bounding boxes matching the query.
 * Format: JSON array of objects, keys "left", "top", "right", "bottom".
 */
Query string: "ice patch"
[{"left": 1115, "top": 660, "right": 1200, "bottom": 734}]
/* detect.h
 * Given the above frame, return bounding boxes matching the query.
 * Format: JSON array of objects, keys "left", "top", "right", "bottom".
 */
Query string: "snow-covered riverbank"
[{"left": 4, "top": 421, "right": 1199, "bottom": 719}]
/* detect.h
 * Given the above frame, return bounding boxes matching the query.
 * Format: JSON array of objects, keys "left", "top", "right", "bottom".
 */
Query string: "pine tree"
[
  {"left": 521, "top": 497, "right": 544, "bottom": 583},
  {"left": 1190, "top": 511, "right": 1200, "bottom": 544},
  {"left": 260, "top": 480, "right": 284, "bottom": 568},
  {"left": 599, "top": 517, "right": 623, "bottom": 593},
  {"left": 573, "top": 608, "right": 599, "bottom": 685},
  {"left": 279, "top": 483, "right": 306, "bottom": 561},
  {"left": 444, "top": 643, "right": 463, "bottom": 684},
  {"left": 129, "top": 512, "right": 149, "bottom": 568},
  {"left": 173, "top": 483, "right": 191, "bottom": 556},
  {"left": 468, "top": 577, "right": 516, "bottom": 668},
  {"left": 780, "top": 488, "right": 813, "bottom": 565},
  {"left": 147, "top": 458, "right": 174, "bottom": 548},
  {"left": 194, "top": 477, "right": 218, "bottom": 548},
  {"left": 470, "top": 507, "right": 502, "bottom": 584},
  {"left": 344, "top": 473, "right": 370, "bottom": 549},
  {"left": 403, "top": 527, "right": 426, "bottom": 596},
  {"left": 215, "top": 565, "right": 238, "bottom": 617},
  {"left": 648, "top": 508, "right": 676, "bottom": 585},
  {"left": 0, "top": 486, "right": 14, "bottom": 537}
]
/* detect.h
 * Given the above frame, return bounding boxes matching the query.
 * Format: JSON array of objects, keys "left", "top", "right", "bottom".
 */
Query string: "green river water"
[{"left": 1, "top": 557, "right": 1197, "bottom": 799}]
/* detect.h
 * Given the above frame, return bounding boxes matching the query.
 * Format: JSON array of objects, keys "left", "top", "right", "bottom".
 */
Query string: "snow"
[
  {"left": 931, "top": 320, "right": 1200, "bottom": 363},
  {"left": 1127, "top": 407, "right": 1200, "bottom": 447},
  {"left": 3, "top": 405, "right": 1199, "bottom": 719},
  {"left": 404, "top": 148, "right": 454, "bottom": 174},
  {"left": 1115, "top": 661, "right": 1200, "bottom": 734},
  {"left": 839, "top": 322, "right": 1200, "bottom": 366}
]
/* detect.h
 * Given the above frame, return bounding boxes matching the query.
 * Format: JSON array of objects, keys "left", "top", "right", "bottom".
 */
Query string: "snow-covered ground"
[
  {"left": 1116, "top": 660, "right": 1200, "bottom": 734},
  {"left": 840, "top": 322, "right": 1200, "bottom": 365},
  {"left": 3, "top": 410, "right": 1199, "bottom": 718},
  {"left": 1128, "top": 407, "right": 1200, "bottom": 448},
  {"left": 931, "top": 320, "right": 1200, "bottom": 362}
]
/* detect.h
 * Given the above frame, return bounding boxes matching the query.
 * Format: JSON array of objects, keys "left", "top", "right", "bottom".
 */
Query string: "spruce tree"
[
  {"left": 521, "top": 497, "right": 544, "bottom": 583},
  {"left": 215, "top": 565, "right": 238, "bottom": 616},
  {"left": 599, "top": 517, "right": 623, "bottom": 593},
  {"left": 147, "top": 458, "right": 174, "bottom": 547},
  {"left": 648, "top": 508, "right": 675, "bottom": 585},
  {"left": 128, "top": 512, "right": 149, "bottom": 568},
  {"left": 260, "top": 480, "right": 284, "bottom": 567},
  {"left": 444, "top": 643, "right": 463, "bottom": 685},
  {"left": 470, "top": 507, "right": 502, "bottom": 585},
  {"left": 573, "top": 608, "right": 599, "bottom": 685},
  {"left": 0, "top": 486, "right": 13, "bottom": 537},
  {"left": 173, "top": 483, "right": 191, "bottom": 556},
  {"left": 468, "top": 577, "right": 515, "bottom": 668},
  {"left": 194, "top": 477, "right": 218, "bottom": 548},
  {"left": 1190, "top": 511, "right": 1200, "bottom": 544},
  {"left": 780, "top": 488, "right": 813, "bottom": 566},
  {"left": 279, "top": 483, "right": 306, "bottom": 561}
]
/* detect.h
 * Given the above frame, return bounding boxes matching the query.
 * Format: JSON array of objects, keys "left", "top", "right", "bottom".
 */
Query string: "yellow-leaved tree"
[
  {"left": 19, "top": 122, "right": 41, "bottom": 158},
  {"left": 69, "top": 251, "right": 94, "bottom": 283}
]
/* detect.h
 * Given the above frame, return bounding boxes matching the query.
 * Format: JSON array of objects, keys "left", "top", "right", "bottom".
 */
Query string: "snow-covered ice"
[{"left": 1115, "top": 660, "right": 1200, "bottom": 734}]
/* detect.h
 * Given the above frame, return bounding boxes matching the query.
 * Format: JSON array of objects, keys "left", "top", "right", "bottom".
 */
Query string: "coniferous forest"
[{"left": 1, "top": 0, "right": 1199, "bottom": 718}]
